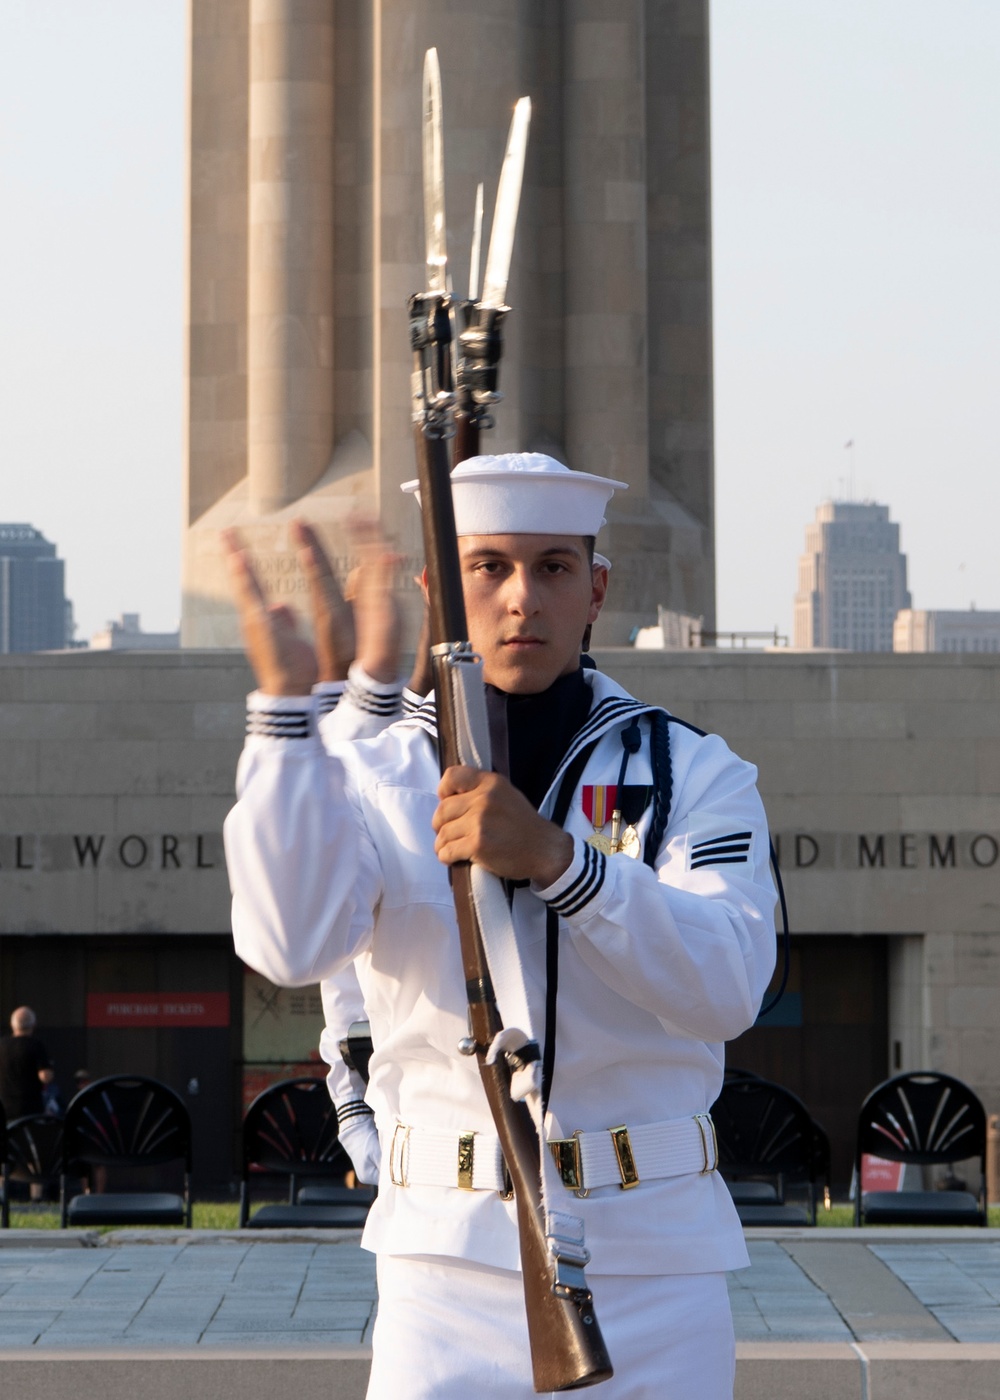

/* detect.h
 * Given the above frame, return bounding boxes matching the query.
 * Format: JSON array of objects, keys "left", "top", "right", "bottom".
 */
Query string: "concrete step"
[
  {"left": 736, "top": 1342, "right": 1000, "bottom": 1399},
  {"left": 4, "top": 1342, "right": 1000, "bottom": 1400}
]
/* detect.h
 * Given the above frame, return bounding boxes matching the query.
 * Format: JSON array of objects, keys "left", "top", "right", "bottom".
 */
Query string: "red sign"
[
  {"left": 87, "top": 992, "right": 230, "bottom": 1029},
  {"left": 861, "top": 1153, "right": 905, "bottom": 1192}
]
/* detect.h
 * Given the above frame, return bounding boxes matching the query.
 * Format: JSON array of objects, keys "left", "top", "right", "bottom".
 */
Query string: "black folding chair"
[
  {"left": 713, "top": 1074, "right": 824, "bottom": 1226},
  {"left": 854, "top": 1071, "right": 987, "bottom": 1226},
  {"left": 6, "top": 1114, "right": 63, "bottom": 1212},
  {"left": 60, "top": 1076, "right": 192, "bottom": 1228},
  {"left": 240, "top": 1077, "right": 372, "bottom": 1229}
]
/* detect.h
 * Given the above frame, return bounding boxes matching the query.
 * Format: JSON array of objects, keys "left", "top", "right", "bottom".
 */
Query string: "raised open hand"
[
  {"left": 222, "top": 530, "right": 318, "bottom": 696},
  {"left": 291, "top": 520, "right": 356, "bottom": 682},
  {"left": 342, "top": 517, "right": 403, "bottom": 684}
]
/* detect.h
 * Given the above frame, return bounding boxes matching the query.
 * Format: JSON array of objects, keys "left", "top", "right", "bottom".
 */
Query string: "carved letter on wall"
[
  {"left": 859, "top": 835, "right": 885, "bottom": 868},
  {"left": 74, "top": 835, "right": 105, "bottom": 867},
  {"left": 119, "top": 835, "right": 149, "bottom": 869},
  {"left": 929, "top": 835, "right": 956, "bottom": 867},
  {"left": 795, "top": 835, "right": 819, "bottom": 868},
  {"left": 971, "top": 834, "right": 999, "bottom": 868}
]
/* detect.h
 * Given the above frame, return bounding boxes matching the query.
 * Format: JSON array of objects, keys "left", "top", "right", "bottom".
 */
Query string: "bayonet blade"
[
  {"left": 422, "top": 48, "right": 448, "bottom": 294},
  {"left": 468, "top": 182, "right": 484, "bottom": 302},
  {"left": 480, "top": 96, "right": 530, "bottom": 308}
]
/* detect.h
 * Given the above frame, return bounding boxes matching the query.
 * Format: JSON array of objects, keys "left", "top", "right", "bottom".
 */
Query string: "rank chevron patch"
[{"left": 686, "top": 819, "right": 754, "bottom": 871}]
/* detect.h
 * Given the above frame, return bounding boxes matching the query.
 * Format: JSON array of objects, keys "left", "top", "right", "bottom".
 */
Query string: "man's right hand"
[
  {"left": 292, "top": 520, "right": 356, "bottom": 682},
  {"left": 223, "top": 530, "right": 318, "bottom": 696},
  {"left": 341, "top": 518, "right": 403, "bottom": 684},
  {"left": 294, "top": 517, "right": 403, "bottom": 685}
]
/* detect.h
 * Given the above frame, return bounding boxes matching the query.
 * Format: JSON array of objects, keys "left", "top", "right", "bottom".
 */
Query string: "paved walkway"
[
  {"left": 732, "top": 1233, "right": 1000, "bottom": 1342},
  {"left": 0, "top": 1233, "right": 376, "bottom": 1349},
  {"left": 4, "top": 1230, "right": 1000, "bottom": 1397},
  {"left": 1, "top": 1227, "right": 1000, "bottom": 1349}
]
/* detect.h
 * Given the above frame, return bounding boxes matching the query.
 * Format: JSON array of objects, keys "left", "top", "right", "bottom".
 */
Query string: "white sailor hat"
[{"left": 401, "top": 452, "right": 627, "bottom": 537}]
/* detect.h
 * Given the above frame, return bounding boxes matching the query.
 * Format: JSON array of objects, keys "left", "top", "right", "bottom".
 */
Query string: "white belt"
[{"left": 388, "top": 1114, "right": 719, "bottom": 1196}]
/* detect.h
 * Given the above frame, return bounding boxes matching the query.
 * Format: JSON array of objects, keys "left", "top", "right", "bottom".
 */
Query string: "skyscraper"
[
  {"left": 0, "top": 524, "right": 70, "bottom": 653},
  {"left": 794, "top": 501, "right": 911, "bottom": 651}
]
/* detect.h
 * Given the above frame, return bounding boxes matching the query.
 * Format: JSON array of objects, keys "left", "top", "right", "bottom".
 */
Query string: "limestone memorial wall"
[{"left": 1, "top": 648, "right": 998, "bottom": 1186}]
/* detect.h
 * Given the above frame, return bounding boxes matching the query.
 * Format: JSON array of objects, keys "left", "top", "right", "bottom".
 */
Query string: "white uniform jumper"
[
  {"left": 225, "top": 664, "right": 776, "bottom": 1397},
  {"left": 315, "top": 669, "right": 405, "bottom": 1186}
]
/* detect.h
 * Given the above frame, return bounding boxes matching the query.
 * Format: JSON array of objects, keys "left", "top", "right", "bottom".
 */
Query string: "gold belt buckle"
[
  {"left": 549, "top": 1131, "right": 588, "bottom": 1197},
  {"left": 610, "top": 1125, "right": 640, "bottom": 1189},
  {"left": 389, "top": 1122, "right": 411, "bottom": 1187},
  {"left": 457, "top": 1131, "right": 476, "bottom": 1191},
  {"left": 694, "top": 1113, "right": 718, "bottom": 1174}
]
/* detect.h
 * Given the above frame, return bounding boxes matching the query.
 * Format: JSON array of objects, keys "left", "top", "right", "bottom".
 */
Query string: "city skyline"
[
  {"left": 0, "top": 521, "right": 68, "bottom": 652},
  {"left": 0, "top": 2, "right": 997, "bottom": 639},
  {"left": 793, "top": 498, "right": 911, "bottom": 651}
]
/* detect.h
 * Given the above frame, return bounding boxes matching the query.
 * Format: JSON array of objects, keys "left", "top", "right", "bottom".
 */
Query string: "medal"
[
  {"left": 619, "top": 825, "right": 641, "bottom": 859},
  {"left": 583, "top": 786, "right": 616, "bottom": 852},
  {"left": 580, "top": 720, "right": 654, "bottom": 860},
  {"left": 608, "top": 810, "right": 640, "bottom": 859},
  {"left": 582, "top": 786, "right": 615, "bottom": 829},
  {"left": 582, "top": 773, "right": 653, "bottom": 859}
]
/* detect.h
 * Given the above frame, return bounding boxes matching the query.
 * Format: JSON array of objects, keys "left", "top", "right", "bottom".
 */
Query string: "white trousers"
[{"left": 367, "top": 1254, "right": 735, "bottom": 1400}]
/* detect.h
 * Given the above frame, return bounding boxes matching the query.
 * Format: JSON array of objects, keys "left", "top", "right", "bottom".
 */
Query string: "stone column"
[
  {"left": 185, "top": 0, "right": 250, "bottom": 529},
  {"left": 562, "top": 1, "right": 650, "bottom": 494},
  {"left": 247, "top": 0, "right": 336, "bottom": 515},
  {"left": 644, "top": 0, "right": 716, "bottom": 625}
]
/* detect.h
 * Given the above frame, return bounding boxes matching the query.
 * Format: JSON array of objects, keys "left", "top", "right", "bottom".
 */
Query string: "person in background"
[{"left": 0, "top": 1006, "right": 55, "bottom": 1122}]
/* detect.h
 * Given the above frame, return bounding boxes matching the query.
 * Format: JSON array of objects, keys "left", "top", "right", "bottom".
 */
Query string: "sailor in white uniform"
[
  {"left": 291, "top": 517, "right": 401, "bottom": 1185},
  {"left": 223, "top": 455, "right": 777, "bottom": 1398}
]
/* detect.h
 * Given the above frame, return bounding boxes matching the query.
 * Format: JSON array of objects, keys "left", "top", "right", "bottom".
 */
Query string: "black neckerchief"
[{"left": 485, "top": 667, "right": 593, "bottom": 811}]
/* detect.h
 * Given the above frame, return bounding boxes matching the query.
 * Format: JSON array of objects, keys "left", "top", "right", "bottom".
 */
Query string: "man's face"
[{"left": 451, "top": 533, "right": 608, "bottom": 694}]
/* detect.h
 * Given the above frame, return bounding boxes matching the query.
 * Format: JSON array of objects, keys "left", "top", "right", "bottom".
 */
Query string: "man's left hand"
[{"left": 433, "top": 766, "right": 573, "bottom": 887}]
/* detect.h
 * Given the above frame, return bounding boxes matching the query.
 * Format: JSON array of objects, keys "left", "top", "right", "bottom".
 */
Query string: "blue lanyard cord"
[
  {"left": 758, "top": 841, "right": 791, "bottom": 1017},
  {"left": 643, "top": 711, "right": 673, "bottom": 866},
  {"left": 614, "top": 718, "right": 642, "bottom": 794},
  {"left": 543, "top": 718, "right": 644, "bottom": 1115}
]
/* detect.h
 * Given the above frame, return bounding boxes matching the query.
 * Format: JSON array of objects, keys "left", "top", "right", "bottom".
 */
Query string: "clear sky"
[
  {"left": 0, "top": 0, "right": 184, "bottom": 638},
  {"left": 710, "top": 0, "right": 1000, "bottom": 634},
  {"left": 0, "top": 1, "right": 997, "bottom": 640}
]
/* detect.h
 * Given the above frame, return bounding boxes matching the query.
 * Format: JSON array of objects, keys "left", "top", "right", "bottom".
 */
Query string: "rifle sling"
[{"left": 542, "top": 737, "right": 600, "bottom": 1115}]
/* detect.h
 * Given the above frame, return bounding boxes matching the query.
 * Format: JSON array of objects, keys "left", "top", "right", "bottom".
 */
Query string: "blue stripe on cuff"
[
  {"left": 547, "top": 842, "right": 608, "bottom": 918},
  {"left": 245, "top": 710, "right": 312, "bottom": 739}
]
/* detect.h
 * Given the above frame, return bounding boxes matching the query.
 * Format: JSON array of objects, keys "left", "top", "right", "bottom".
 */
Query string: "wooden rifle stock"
[{"left": 412, "top": 418, "right": 612, "bottom": 1392}]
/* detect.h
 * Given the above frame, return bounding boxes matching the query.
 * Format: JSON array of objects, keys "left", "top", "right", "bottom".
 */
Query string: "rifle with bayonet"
[
  {"left": 451, "top": 96, "right": 529, "bottom": 464},
  {"left": 407, "top": 49, "right": 612, "bottom": 1392}
]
